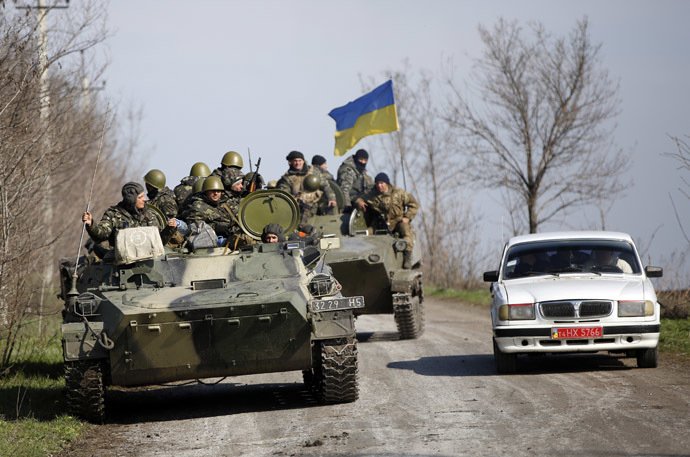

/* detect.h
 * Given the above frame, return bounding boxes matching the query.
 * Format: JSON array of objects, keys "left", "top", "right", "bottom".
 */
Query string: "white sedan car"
[{"left": 483, "top": 231, "right": 663, "bottom": 373}]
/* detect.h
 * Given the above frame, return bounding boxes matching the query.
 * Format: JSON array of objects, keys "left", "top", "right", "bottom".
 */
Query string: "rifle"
[{"left": 248, "top": 157, "right": 261, "bottom": 193}]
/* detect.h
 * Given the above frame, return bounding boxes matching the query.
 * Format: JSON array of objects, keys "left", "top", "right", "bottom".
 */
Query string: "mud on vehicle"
[{"left": 59, "top": 190, "right": 362, "bottom": 423}]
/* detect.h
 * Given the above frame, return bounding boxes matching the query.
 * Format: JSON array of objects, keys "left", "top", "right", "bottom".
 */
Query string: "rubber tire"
[
  {"left": 636, "top": 346, "right": 659, "bottom": 368},
  {"left": 493, "top": 339, "right": 518, "bottom": 374}
]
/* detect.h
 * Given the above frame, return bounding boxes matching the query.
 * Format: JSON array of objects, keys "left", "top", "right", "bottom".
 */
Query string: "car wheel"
[
  {"left": 493, "top": 338, "right": 517, "bottom": 374},
  {"left": 636, "top": 346, "right": 658, "bottom": 368}
]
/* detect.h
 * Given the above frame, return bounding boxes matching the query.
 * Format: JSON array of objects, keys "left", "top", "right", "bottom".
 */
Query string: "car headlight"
[
  {"left": 308, "top": 273, "right": 341, "bottom": 298},
  {"left": 618, "top": 300, "right": 654, "bottom": 317},
  {"left": 498, "top": 303, "right": 535, "bottom": 320}
]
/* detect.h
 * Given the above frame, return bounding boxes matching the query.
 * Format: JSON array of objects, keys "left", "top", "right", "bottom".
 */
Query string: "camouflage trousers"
[{"left": 394, "top": 221, "right": 414, "bottom": 251}]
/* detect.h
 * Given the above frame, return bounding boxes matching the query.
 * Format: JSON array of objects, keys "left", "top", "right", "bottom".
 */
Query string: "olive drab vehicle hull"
[
  {"left": 309, "top": 208, "right": 425, "bottom": 340},
  {"left": 60, "top": 190, "right": 361, "bottom": 423}
]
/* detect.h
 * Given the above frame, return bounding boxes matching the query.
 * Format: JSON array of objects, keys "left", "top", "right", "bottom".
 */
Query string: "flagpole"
[{"left": 396, "top": 131, "right": 407, "bottom": 191}]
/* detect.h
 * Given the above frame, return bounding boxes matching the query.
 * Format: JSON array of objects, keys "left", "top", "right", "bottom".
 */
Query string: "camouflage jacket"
[
  {"left": 319, "top": 168, "right": 334, "bottom": 182},
  {"left": 211, "top": 166, "right": 244, "bottom": 190},
  {"left": 179, "top": 192, "right": 242, "bottom": 237},
  {"left": 148, "top": 186, "right": 178, "bottom": 219},
  {"left": 173, "top": 175, "right": 201, "bottom": 207},
  {"left": 358, "top": 184, "right": 419, "bottom": 227},
  {"left": 276, "top": 165, "right": 336, "bottom": 206},
  {"left": 86, "top": 202, "right": 175, "bottom": 246},
  {"left": 337, "top": 156, "right": 374, "bottom": 205}
]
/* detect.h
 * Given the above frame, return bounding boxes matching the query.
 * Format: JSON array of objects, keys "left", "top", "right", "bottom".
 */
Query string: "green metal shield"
[
  {"left": 238, "top": 189, "right": 300, "bottom": 240},
  {"left": 328, "top": 179, "right": 346, "bottom": 211}
]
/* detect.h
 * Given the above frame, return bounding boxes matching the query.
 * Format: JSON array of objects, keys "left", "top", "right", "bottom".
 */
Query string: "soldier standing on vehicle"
[
  {"left": 82, "top": 182, "right": 178, "bottom": 246},
  {"left": 144, "top": 169, "right": 178, "bottom": 219},
  {"left": 337, "top": 148, "right": 374, "bottom": 207},
  {"left": 355, "top": 172, "right": 419, "bottom": 269},
  {"left": 277, "top": 151, "right": 337, "bottom": 224},
  {"left": 174, "top": 162, "right": 211, "bottom": 207},
  {"left": 311, "top": 155, "right": 334, "bottom": 181}
]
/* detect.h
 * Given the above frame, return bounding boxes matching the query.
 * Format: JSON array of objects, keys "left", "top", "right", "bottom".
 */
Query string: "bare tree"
[
  {"left": 445, "top": 17, "right": 629, "bottom": 234},
  {"left": 363, "top": 65, "right": 485, "bottom": 288}
]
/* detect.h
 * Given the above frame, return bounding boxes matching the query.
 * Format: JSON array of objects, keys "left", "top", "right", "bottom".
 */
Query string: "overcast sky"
[{"left": 103, "top": 0, "right": 690, "bottom": 273}]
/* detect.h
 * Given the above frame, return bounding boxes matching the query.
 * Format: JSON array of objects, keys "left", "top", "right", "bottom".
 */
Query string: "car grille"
[{"left": 540, "top": 300, "right": 612, "bottom": 319}]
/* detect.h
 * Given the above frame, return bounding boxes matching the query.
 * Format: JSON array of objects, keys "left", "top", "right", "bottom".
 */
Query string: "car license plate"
[
  {"left": 309, "top": 296, "right": 365, "bottom": 312},
  {"left": 552, "top": 326, "right": 603, "bottom": 339}
]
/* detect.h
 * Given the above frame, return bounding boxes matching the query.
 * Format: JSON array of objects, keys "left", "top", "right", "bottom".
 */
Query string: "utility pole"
[{"left": 16, "top": 0, "right": 69, "bottom": 336}]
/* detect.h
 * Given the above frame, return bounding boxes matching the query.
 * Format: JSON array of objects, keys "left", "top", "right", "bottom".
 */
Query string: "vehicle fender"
[
  {"left": 390, "top": 270, "right": 421, "bottom": 294},
  {"left": 311, "top": 310, "right": 356, "bottom": 340},
  {"left": 62, "top": 322, "right": 109, "bottom": 361}
]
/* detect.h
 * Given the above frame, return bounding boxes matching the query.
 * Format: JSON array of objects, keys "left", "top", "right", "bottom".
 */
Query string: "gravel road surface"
[{"left": 62, "top": 297, "right": 690, "bottom": 457}]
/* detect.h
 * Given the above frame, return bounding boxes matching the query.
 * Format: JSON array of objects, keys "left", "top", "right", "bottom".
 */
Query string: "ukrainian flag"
[{"left": 328, "top": 80, "right": 399, "bottom": 156}]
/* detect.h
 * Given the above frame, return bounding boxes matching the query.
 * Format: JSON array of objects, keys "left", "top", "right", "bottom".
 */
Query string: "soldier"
[
  {"left": 180, "top": 176, "right": 251, "bottom": 249},
  {"left": 144, "top": 169, "right": 178, "bottom": 219},
  {"left": 173, "top": 162, "right": 211, "bottom": 207},
  {"left": 355, "top": 172, "right": 419, "bottom": 269},
  {"left": 261, "top": 223, "right": 286, "bottom": 243},
  {"left": 311, "top": 155, "right": 334, "bottom": 181},
  {"left": 82, "top": 182, "right": 178, "bottom": 246},
  {"left": 337, "top": 148, "right": 374, "bottom": 207},
  {"left": 277, "top": 150, "right": 337, "bottom": 224}
]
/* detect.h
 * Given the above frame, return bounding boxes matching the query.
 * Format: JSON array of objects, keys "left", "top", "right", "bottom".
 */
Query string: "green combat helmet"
[
  {"left": 190, "top": 162, "right": 211, "bottom": 177},
  {"left": 202, "top": 176, "right": 224, "bottom": 192},
  {"left": 221, "top": 151, "right": 243, "bottom": 168},
  {"left": 192, "top": 177, "right": 206, "bottom": 194},
  {"left": 303, "top": 174, "right": 321, "bottom": 192},
  {"left": 144, "top": 169, "right": 166, "bottom": 189}
]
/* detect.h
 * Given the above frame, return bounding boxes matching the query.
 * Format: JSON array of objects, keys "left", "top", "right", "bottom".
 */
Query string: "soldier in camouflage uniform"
[
  {"left": 277, "top": 151, "right": 337, "bottom": 224},
  {"left": 311, "top": 155, "right": 334, "bottom": 181},
  {"left": 211, "top": 150, "right": 264, "bottom": 196},
  {"left": 174, "top": 162, "right": 211, "bottom": 207},
  {"left": 82, "top": 182, "right": 178, "bottom": 247},
  {"left": 180, "top": 176, "right": 251, "bottom": 249},
  {"left": 355, "top": 172, "right": 419, "bottom": 269},
  {"left": 144, "top": 169, "right": 178, "bottom": 219},
  {"left": 337, "top": 148, "right": 374, "bottom": 207}
]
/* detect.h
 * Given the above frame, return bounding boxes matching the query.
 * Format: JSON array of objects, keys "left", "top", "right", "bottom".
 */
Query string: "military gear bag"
[{"left": 187, "top": 221, "right": 218, "bottom": 250}]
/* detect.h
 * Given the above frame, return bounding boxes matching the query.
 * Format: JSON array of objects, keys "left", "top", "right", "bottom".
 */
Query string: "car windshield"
[{"left": 503, "top": 239, "right": 641, "bottom": 279}]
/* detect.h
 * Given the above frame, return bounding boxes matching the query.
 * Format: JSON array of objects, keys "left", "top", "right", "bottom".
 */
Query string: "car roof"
[{"left": 507, "top": 231, "right": 634, "bottom": 247}]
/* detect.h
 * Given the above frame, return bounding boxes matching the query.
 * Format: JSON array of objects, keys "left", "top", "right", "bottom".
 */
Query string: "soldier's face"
[
  {"left": 206, "top": 190, "right": 222, "bottom": 202},
  {"left": 135, "top": 192, "right": 147, "bottom": 209},
  {"left": 376, "top": 181, "right": 389, "bottom": 193},
  {"left": 265, "top": 233, "right": 279, "bottom": 243},
  {"left": 290, "top": 158, "right": 304, "bottom": 170},
  {"left": 356, "top": 158, "right": 368, "bottom": 166}
]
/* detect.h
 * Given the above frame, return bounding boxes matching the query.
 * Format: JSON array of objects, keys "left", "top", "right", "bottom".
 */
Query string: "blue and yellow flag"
[{"left": 328, "top": 80, "right": 399, "bottom": 156}]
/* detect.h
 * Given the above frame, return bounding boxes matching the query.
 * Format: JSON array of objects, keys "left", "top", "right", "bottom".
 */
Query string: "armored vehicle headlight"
[
  {"left": 309, "top": 274, "right": 340, "bottom": 297},
  {"left": 618, "top": 300, "right": 654, "bottom": 317},
  {"left": 499, "top": 303, "right": 535, "bottom": 320},
  {"left": 75, "top": 292, "right": 102, "bottom": 317},
  {"left": 393, "top": 240, "right": 407, "bottom": 252}
]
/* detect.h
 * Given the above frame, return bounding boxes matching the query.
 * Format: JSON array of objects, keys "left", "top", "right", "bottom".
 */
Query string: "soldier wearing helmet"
[
  {"left": 82, "top": 182, "right": 178, "bottom": 247},
  {"left": 174, "top": 162, "right": 211, "bottom": 207},
  {"left": 180, "top": 176, "right": 250, "bottom": 247},
  {"left": 144, "top": 169, "right": 178, "bottom": 219},
  {"left": 337, "top": 148, "right": 374, "bottom": 207},
  {"left": 276, "top": 150, "right": 337, "bottom": 225},
  {"left": 355, "top": 172, "right": 419, "bottom": 269}
]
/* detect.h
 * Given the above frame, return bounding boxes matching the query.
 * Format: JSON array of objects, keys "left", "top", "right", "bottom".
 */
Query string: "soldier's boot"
[{"left": 402, "top": 251, "right": 412, "bottom": 270}]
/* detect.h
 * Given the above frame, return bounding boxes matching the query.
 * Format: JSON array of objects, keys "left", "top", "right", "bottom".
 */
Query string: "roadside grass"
[
  {"left": 0, "top": 318, "right": 83, "bottom": 457},
  {"left": 428, "top": 286, "right": 690, "bottom": 359}
]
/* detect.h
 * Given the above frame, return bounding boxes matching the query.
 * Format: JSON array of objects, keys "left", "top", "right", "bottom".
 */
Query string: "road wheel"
[
  {"left": 493, "top": 339, "right": 518, "bottom": 374},
  {"left": 64, "top": 360, "right": 106, "bottom": 423},
  {"left": 313, "top": 337, "right": 359, "bottom": 403},
  {"left": 394, "top": 294, "right": 425, "bottom": 340},
  {"left": 636, "top": 347, "right": 659, "bottom": 368}
]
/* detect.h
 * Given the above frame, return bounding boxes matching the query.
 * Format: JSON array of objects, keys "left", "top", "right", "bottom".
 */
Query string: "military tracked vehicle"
[
  {"left": 60, "top": 189, "right": 362, "bottom": 423},
  {"left": 309, "top": 205, "right": 424, "bottom": 340}
]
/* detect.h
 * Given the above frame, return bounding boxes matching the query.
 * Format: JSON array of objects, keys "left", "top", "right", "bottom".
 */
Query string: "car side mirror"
[
  {"left": 644, "top": 266, "right": 663, "bottom": 278},
  {"left": 483, "top": 270, "right": 499, "bottom": 282}
]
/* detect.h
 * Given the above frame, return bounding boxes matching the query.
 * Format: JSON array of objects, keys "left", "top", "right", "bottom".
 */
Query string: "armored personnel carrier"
[
  {"left": 60, "top": 190, "right": 362, "bottom": 423},
  {"left": 309, "top": 205, "right": 424, "bottom": 340}
]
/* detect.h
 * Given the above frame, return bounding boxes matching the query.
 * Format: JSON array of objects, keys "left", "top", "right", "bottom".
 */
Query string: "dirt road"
[{"left": 64, "top": 297, "right": 690, "bottom": 457}]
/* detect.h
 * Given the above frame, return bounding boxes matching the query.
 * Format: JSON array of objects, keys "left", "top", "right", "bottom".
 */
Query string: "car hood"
[{"left": 503, "top": 275, "right": 646, "bottom": 303}]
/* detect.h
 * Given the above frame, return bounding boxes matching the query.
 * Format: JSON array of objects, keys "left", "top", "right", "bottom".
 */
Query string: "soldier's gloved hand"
[
  {"left": 82, "top": 212, "right": 92, "bottom": 226},
  {"left": 356, "top": 200, "right": 367, "bottom": 212}
]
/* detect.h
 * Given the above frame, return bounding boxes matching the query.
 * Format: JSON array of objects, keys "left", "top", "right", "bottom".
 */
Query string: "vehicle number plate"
[
  {"left": 552, "top": 326, "right": 603, "bottom": 339},
  {"left": 309, "top": 296, "right": 365, "bottom": 312}
]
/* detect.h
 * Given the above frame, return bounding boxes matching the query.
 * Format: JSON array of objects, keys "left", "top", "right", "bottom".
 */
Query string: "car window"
[{"left": 503, "top": 239, "right": 641, "bottom": 279}]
